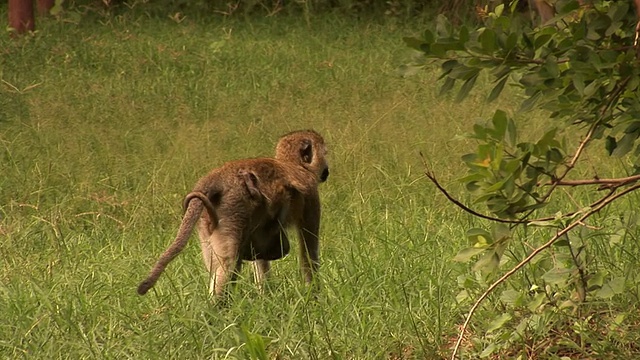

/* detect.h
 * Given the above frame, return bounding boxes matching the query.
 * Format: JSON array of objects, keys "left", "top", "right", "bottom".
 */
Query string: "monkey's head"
[{"left": 276, "top": 130, "right": 329, "bottom": 183}]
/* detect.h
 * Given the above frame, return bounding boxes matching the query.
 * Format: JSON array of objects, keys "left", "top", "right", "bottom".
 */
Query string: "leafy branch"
[
  {"left": 405, "top": 0, "right": 640, "bottom": 358},
  {"left": 451, "top": 182, "right": 640, "bottom": 359}
]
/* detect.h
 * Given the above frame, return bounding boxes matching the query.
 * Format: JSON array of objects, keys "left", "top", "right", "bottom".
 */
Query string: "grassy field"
[{"left": 2, "top": 6, "right": 640, "bottom": 359}]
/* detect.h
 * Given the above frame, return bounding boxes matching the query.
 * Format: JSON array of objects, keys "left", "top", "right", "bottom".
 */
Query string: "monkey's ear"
[
  {"left": 300, "top": 140, "right": 313, "bottom": 164},
  {"left": 240, "top": 170, "right": 262, "bottom": 199}
]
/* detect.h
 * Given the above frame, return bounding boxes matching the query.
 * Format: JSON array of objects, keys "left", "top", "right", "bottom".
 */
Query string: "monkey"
[
  {"left": 183, "top": 171, "right": 291, "bottom": 262},
  {"left": 260, "top": 129, "right": 329, "bottom": 284},
  {"left": 137, "top": 130, "right": 329, "bottom": 298}
]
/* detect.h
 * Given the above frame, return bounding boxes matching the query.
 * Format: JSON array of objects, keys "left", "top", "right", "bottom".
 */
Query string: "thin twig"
[{"left": 450, "top": 182, "right": 640, "bottom": 359}]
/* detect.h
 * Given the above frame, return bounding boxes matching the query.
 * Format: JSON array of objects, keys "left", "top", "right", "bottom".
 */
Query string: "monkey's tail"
[
  {"left": 183, "top": 191, "right": 218, "bottom": 226},
  {"left": 137, "top": 199, "right": 205, "bottom": 295}
]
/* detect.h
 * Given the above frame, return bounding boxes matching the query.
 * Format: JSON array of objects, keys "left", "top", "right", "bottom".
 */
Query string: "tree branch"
[
  {"left": 420, "top": 153, "right": 620, "bottom": 226},
  {"left": 546, "top": 174, "right": 640, "bottom": 188},
  {"left": 421, "top": 166, "right": 522, "bottom": 224},
  {"left": 450, "top": 182, "right": 640, "bottom": 360}
]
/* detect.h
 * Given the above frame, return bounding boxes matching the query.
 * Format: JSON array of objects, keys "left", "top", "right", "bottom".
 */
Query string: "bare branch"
[
  {"left": 450, "top": 182, "right": 640, "bottom": 360},
  {"left": 545, "top": 174, "right": 640, "bottom": 188}
]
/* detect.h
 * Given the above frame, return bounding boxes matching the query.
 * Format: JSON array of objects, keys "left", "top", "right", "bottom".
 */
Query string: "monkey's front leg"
[{"left": 298, "top": 196, "right": 321, "bottom": 285}]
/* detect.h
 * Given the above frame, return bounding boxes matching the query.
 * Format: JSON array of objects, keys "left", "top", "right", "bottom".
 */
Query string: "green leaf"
[
  {"left": 491, "top": 110, "right": 508, "bottom": 139},
  {"left": 590, "top": 12, "right": 612, "bottom": 32},
  {"left": 457, "top": 274, "right": 474, "bottom": 288},
  {"left": 453, "top": 247, "right": 486, "bottom": 262},
  {"left": 422, "top": 29, "right": 436, "bottom": 44},
  {"left": 423, "top": 29, "right": 435, "bottom": 44},
  {"left": 624, "top": 121, "right": 640, "bottom": 134},
  {"left": 612, "top": 132, "right": 638, "bottom": 157},
  {"left": 439, "top": 77, "right": 456, "bottom": 96},
  {"left": 506, "top": 117, "right": 517, "bottom": 147},
  {"left": 479, "top": 343, "right": 497, "bottom": 358},
  {"left": 403, "top": 37, "right": 424, "bottom": 51},
  {"left": 519, "top": 91, "right": 542, "bottom": 112},
  {"left": 544, "top": 56, "right": 560, "bottom": 78},
  {"left": 441, "top": 59, "right": 459, "bottom": 72},
  {"left": 587, "top": 271, "right": 606, "bottom": 291},
  {"left": 459, "top": 25, "right": 469, "bottom": 43},
  {"left": 500, "top": 289, "right": 524, "bottom": 306},
  {"left": 505, "top": 32, "right": 518, "bottom": 52},
  {"left": 458, "top": 173, "right": 485, "bottom": 183},
  {"left": 479, "top": 28, "right": 496, "bottom": 53},
  {"left": 583, "top": 80, "right": 600, "bottom": 97},
  {"left": 527, "top": 292, "right": 547, "bottom": 312},
  {"left": 533, "top": 33, "right": 552, "bottom": 50},
  {"left": 466, "top": 227, "right": 493, "bottom": 246},
  {"left": 492, "top": 223, "right": 510, "bottom": 243},
  {"left": 557, "top": 0, "right": 581, "bottom": 14},
  {"left": 486, "top": 196, "right": 511, "bottom": 216},
  {"left": 609, "top": 228, "right": 626, "bottom": 245},
  {"left": 456, "top": 73, "right": 479, "bottom": 102},
  {"left": 605, "top": 136, "right": 617, "bottom": 155},
  {"left": 487, "top": 76, "right": 508, "bottom": 103},
  {"left": 606, "top": 21, "right": 623, "bottom": 37},
  {"left": 519, "top": 73, "right": 544, "bottom": 88},
  {"left": 456, "top": 290, "right": 470, "bottom": 303},
  {"left": 472, "top": 250, "right": 500, "bottom": 273},
  {"left": 429, "top": 43, "right": 446, "bottom": 57},
  {"left": 449, "top": 65, "right": 479, "bottom": 80},
  {"left": 572, "top": 73, "right": 585, "bottom": 95},
  {"left": 595, "top": 277, "right": 625, "bottom": 299},
  {"left": 541, "top": 267, "right": 574, "bottom": 287},
  {"left": 608, "top": 2, "right": 629, "bottom": 22},
  {"left": 491, "top": 64, "right": 511, "bottom": 79},
  {"left": 486, "top": 313, "right": 512, "bottom": 333}
]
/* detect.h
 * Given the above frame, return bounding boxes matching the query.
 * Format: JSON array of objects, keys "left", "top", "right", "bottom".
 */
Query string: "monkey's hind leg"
[{"left": 205, "top": 234, "right": 243, "bottom": 299}]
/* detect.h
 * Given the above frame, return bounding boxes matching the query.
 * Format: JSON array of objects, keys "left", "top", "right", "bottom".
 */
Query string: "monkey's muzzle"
[{"left": 320, "top": 168, "right": 329, "bottom": 182}]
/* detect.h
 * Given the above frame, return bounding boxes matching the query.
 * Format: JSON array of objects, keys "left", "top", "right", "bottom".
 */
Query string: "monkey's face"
[
  {"left": 277, "top": 130, "right": 329, "bottom": 184},
  {"left": 300, "top": 139, "right": 329, "bottom": 183}
]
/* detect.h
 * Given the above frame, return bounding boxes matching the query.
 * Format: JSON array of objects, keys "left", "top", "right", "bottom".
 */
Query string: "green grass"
[{"left": 2, "top": 8, "right": 640, "bottom": 359}]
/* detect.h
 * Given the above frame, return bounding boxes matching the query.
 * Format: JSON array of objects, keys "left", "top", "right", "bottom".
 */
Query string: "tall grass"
[{"left": 2, "top": 9, "right": 639, "bottom": 359}]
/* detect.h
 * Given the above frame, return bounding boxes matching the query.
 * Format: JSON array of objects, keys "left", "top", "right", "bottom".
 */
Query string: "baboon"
[{"left": 137, "top": 130, "right": 329, "bottom": 298}]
